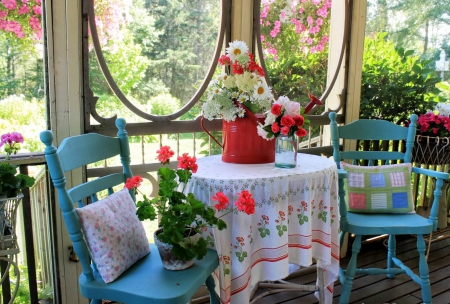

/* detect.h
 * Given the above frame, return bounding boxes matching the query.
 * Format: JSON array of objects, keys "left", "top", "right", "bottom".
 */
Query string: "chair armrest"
[
  {"left": 338, "top": 168, "right": 347, "bottom": 179},
  {"left": 412, "top": 167, "right": 449, "bottom": 180}
]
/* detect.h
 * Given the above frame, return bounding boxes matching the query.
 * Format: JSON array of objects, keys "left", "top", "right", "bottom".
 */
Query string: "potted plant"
[
  {"left": 125, "top": 146, "right": 255, "bottom": 270},
  {"left": 410, "top": 103, "right": 450, "bottom": 165},
  {"left": 0, "top": 132, "right": 36, "bottom": 198}
]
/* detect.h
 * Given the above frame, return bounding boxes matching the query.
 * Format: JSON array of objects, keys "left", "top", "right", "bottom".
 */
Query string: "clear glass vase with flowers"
[
  {"left": 125, "top": 146, "right": 255, "bottom": 269},
  {"left": 257, "top": 96, "right": 310, "bottom": 168}
]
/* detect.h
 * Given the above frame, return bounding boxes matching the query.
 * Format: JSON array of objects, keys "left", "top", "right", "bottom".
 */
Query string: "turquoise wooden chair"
[
  {"left": 329, "top": 112, "right": 449, "bottom": 304},
  {"left": 40, "top": 118, "right": 220, "bottom": 304}
]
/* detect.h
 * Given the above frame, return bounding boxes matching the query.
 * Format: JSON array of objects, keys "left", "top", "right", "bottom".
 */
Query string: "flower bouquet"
[
  {"left": 125, "top": 146, "right": 255, "bottom": 268},
  {"left": 201, "top": 40, "right": 273, "bottom": 122},
  {"left": 257, "top": 96, "right": 310, "bottom": 168},
  {"left": 200, "top": 40, "right": 277, "bottom": 164}
]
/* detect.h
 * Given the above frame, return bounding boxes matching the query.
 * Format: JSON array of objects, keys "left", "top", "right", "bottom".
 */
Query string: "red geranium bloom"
[
  {"left": 212, "top": 192, "right": 230, "bottom": 211},
  {"left": 177, "top": 153, "right": 198, "bottom": 173},
  {"left": 232, "top": 62, "right": 244, "bottom": 74},
  {"left": 218, "top": 55, "right": 231, "bottom": 66},
  {"left": 125, "top": 176, "right": 143, "bottom": 190},
  {"left": 271, "top": 104, "right": 282, "bottom": 116},
  {"left": 235, "top": 190, "right": 255, "bottom": 215},
  {"left": 156, "top": 145, "right": 174, "bottom": 164}
]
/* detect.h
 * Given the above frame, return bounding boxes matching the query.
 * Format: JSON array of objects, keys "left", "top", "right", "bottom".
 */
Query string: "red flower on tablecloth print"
[
  {"left": 234, "top": 236, "right": 248, "bottom": 262},
  {"left": 219, "top": 254, "right": 231, "bottom": 275},
  {"left": 257, "top": 215, "right": 270, "bottom": 238},
  {"left": 297, "top": 201, "right": 309, "bottom": 225},
  {"left": 317, "top": 200, "right": 328, "bottom": 223},
  {"left": 275, "top": 210, "right": 287, "bottom": 236},
  {"left": 288, "top": 205, "right": 293, "bottom": 215},
  {"left": 330, "top": 206, "right": 336, "bottom": 224}
]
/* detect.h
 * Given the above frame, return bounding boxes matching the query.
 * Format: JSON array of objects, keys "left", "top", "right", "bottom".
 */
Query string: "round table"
[{"left": 184, "top": 153, "right": 340, "bottom": 303}]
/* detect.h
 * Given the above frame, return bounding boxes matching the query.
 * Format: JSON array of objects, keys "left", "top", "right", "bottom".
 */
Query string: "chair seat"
[
  {"left": 79, "top": 244, "right": 219, "bottom": 304},
  {"left": 344, "top": 212, "right": 433, "bottom": 236}
]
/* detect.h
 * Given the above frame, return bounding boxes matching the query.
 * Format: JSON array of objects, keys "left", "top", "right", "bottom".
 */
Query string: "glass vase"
[{"left": 275, "top": 135, "right": 298, "bottom": 168}]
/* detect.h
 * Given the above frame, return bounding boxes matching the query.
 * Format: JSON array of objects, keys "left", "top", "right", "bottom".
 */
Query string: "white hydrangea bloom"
[
  {"left": 275, "top": 96, "right": 290, "bottom": 107},
  {"left": 222, "top": 75, "right": 236, "bottom": 89},
  {"left": 285, "top": 100, "right": 300, "bottom": 116},
  {"left": 435, "top": 102, "right": 450, "bottom": 117},
  {"left": 235, "top": 71, "right": 259, "bottom": 93}
]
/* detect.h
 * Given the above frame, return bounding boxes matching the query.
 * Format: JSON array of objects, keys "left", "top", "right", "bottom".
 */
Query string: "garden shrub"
[{"left": 360, "top": 33, "right": 444, "bottom": 124}]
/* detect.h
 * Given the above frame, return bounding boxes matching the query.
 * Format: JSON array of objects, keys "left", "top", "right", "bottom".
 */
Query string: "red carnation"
[
  {"left": 293, "top": 115, "right": 305, "bottom": 127},
  {"left": 218, "top": 55, "right": 231, "bottom": 66},
  {"left": 271, "top": 104, "right": 282, "bottom": 116},
  {"left": 295, "top": 128, "right": 308, "bottom": 137},
  {"left": 281, "top": 126, "right": 290, "bottom": 135},
  {"left": 271, "top": 122, "right": 280, "bottom": 133},
  {"left": 280, "top": 115, "right": 295, "bottom": 127}
]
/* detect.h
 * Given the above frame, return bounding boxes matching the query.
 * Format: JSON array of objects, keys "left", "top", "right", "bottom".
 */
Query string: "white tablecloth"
[{"left": 184, "top": 154, "right": 340, "bottom": 303}]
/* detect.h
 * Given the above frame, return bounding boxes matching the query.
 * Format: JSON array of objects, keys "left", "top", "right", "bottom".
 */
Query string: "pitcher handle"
[{"left": 200, "top": 116, "right": 223, "bottom": 148}]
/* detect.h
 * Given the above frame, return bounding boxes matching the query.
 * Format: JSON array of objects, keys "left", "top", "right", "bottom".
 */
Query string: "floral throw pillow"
[
  {"left": 340, "top": 162, "right": 414, "bottom": 213},
  {"left": 75, "top": 188, "right": 150, "bottom": 283}
]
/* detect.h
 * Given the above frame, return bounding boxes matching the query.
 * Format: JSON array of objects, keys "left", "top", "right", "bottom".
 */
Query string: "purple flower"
[{"left": 0, "top": 132, "right": 24, "bottom": 148}]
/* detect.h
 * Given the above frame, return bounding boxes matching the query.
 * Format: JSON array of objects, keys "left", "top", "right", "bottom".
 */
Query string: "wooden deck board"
[{"left": 250, "top": 233, "right": 450, "bottom": 304}]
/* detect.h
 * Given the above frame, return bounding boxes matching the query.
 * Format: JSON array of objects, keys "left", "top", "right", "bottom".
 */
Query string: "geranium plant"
[
  {"left": 0, "top": 132, "right": 35, "bottom": 197},
  {"left": 201, "top": 40, "right": 274, "bottom": 122},
  {"left": 415, "top": 103, "right": 450, "bottom": 137},
  {"left": 257, "top": 95, "right": 310, "bottom": 141},
  {"left": 125, "top": 146, "right": 255, "bottom": 261}
]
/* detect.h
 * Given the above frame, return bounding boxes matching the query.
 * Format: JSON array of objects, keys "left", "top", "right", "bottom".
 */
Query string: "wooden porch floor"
[{"left": 249, "top": 228, "right": 450, "bottom": 304}]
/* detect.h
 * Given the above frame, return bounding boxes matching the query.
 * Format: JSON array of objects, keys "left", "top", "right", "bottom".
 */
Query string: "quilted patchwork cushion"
[
  {"left": 340, "top": 162, "right": 414, "bottom": 213},
  {"left": 76, "top": 188, "right": 150, "bottom": 283}
]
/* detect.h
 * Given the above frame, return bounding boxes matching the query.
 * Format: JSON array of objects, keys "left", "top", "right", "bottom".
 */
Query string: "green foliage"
[
  {"left": 360, "top": 33, "right": 444, "bottom": 124},
  {"left": 149, "top": 93, "right": 180, "bottom": 116},
  {"left": 134, "top": 161, "right": 227, "bottom": 261},
  {"left": 0, "top": 95, "right": 45, "bottom": 152}
]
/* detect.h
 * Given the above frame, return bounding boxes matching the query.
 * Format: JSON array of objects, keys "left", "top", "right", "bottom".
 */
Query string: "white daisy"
[
  {"left": 237, "top": 107, "right": 246, "bottom": 118},
  {"left": 226, "top": 40, "right": 249, "bottom": 61},
  {"left": 237, "top": 94, "right": 249, "bottom": 103},
  {"left": 253, "top": 82, "right": 272, "bottom": 100}
]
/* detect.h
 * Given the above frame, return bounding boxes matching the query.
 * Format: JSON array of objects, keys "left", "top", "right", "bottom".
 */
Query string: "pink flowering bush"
[
  {"left": 260, "top": 0, "right": 332, "bottom": 59},
  {"left": 0, "top": 0, "right": 42, "bottom": 41},
  {"left": 125, "top": 146, "right": 255, "bottom": 261}
]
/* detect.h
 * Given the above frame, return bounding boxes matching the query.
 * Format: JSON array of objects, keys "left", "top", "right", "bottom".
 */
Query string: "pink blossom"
[
  {"left": 316, "top": 17, "right": 323, "bottom": 26},
  {"left": 0, "top": 10, "right": 6, "bottom": 18},
  {"left": 18, "top": 5, "right": 29, "bottom": 14},
  {"left": 29, "top": 16, "right": 40, "bottom": 30},
  {"left": 307, "top": 16, "right": 313, "bottom": 25},
  {"left": 312, "top": 0, "right": 321, "bottom": 5},
  {"left": 32, "top": 5, "right": 41, "bottom": 15},
  {"left": 2, "top": 0, "right": 17, "bottom": 10},
  {"left": 307, "top": 37, "right": 313, "bottom": 45}
]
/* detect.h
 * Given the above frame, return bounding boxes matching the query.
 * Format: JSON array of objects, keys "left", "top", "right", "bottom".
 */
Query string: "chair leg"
[
  {"left": 205, "top": 274, "right": 220, "bottom": 304},
  {"left": 387, "top": 234, "right": 396, "bottom": 278},
  {"left": 417, "top": 234, "right": 432, "bottom": 304},
  {"left": 340, "top": 235, "right": 362, "bottom": 304}
]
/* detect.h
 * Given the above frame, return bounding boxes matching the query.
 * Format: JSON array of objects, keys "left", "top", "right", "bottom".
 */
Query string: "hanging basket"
[{"left": 412, "top": 135, "right": 450, "bottom": 165}]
